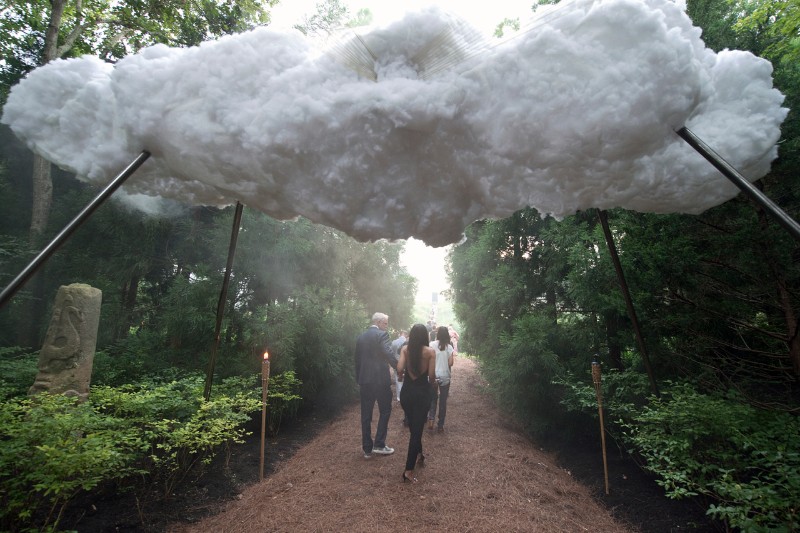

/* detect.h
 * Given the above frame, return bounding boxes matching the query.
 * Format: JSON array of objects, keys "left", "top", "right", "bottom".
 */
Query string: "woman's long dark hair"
[
  {"left": 436, "top": 326, "right": 450, "bottom": 351},
  {"left": 407, "top": 323, "right": 429, "bottom": 375}
]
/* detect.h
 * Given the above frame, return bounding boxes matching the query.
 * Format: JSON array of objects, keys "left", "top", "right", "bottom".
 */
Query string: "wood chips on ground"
[{"left": 168, "top": 357, "right": 633, "bottom": 533}]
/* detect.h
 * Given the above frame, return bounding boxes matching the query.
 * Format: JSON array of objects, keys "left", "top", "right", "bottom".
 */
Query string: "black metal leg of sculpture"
[
  {"left": 0, "top": 151, "right": 152, "bottom": 309},
  {"left": 676, "top": 127, "right": 800, "bottom": 243},
  {"left": 598, "top": 209, "right": 659, "bottom": 397},
  {"left": 204, "top": 201, "right": 244, "bottom": 401}
]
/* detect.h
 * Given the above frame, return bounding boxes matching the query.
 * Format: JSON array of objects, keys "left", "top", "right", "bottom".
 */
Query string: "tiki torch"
[
  {"left": 592, "top": 355, "right": 610, "bottom": 495},
  {"left": 259, "top": 350, "right": 271, "bottom": 481}
]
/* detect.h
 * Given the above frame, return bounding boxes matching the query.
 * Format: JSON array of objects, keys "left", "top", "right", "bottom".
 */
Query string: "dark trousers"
[
  {"left": 428, "top": 382, "right": 450, "bottom": 428},
  {"left": 360, "top": 382, "right": 392, "bottom": 453},
  {"left": 400, "top": 382, "right": 431, "bottom": 471}
]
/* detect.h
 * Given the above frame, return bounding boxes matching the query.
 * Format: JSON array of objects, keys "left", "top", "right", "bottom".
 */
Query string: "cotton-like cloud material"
[{"left": 1, "top": 0, "right": 787, "bottom": 246}]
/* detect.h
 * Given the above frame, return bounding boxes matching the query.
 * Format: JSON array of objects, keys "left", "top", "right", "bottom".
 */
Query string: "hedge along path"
[{"left": 169, "top": 356, "right": 632, "bottom": 533}]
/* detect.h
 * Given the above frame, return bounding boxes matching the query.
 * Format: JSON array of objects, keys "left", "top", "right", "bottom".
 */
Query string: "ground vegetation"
[{"left": 447, "top": 1, "right": 800, "bottom": 530}]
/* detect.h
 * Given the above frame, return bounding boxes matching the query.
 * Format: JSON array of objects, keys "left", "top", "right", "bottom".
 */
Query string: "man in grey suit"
[{"left": 355, "top": 312, "right": 398, "bottom": 458}]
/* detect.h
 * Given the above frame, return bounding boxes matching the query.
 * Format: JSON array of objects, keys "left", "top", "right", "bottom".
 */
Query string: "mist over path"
[{"left": 168, "top": 357, "right": 632, "bottom": 532}]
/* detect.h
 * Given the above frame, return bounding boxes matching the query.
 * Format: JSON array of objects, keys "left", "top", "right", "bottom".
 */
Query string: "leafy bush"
[
  {"left": 0, "top": 393, "right": 147, "bottom": 532},
  {"left": 91, "top": 375, "right": 207, "bottom": 421},
  {"left": 263, "top": 293, "right": 361, "bottom": 410},
  {"left": 262, "top": 371, "right": 302, "bottom": 435},
  {"left": 92, "top": 330, "right": 198, "bottom": 386},
  {"left": 556, "top": 365, "right": 653, "bottom": 428},
  {"left": 0, "top": 347, "right": 39, "bottom": 399},
  {"left": 146, "top": 393, "right": 259, "bottom": 496},
  {"left": 92, "top": 374, "right": 260, "bottom": 496},
  {"left": 480, "top": 313, "right": 565, "bottom": 435},
  {"left": 0, "top": 372, "right": 274, "bottom": 531},
  {"left": 621, "top": 383, "right": 800, "bottom": 532}
]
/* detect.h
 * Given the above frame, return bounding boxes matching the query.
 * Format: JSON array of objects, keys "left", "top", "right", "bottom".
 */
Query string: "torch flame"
[{"left": 263, "top": 351, "right": 269, "bottom": 360}]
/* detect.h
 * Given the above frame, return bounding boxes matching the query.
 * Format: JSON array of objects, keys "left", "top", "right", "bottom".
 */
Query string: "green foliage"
[
  {"left": 145, "top": 392, "right": 259, "bottom": 496},
  {"left": 480, "top": 313, "right": 565, "bottom": 435},
  {"left": 91, "top": 375, "right": 208, "bottom": 421},
  {"left": 293, "top": 0, "right": 351, "bottom": 36},
  {"left": 263, "top": 370, "right": 302, "bottom": 435},
  {"left": 556, "top": 366, "right": 652, "bottom": 424},
  {"left": 621, "top": 383, "right": 800, "bottom": 531},
  {"left": 735, "top": 0, "right": 800, "bottom": 64},
  {"left": 93, "top": 374, "right": 260, "bottom": 497},
  {"left": 0, "top": 347, "right": 39, "bottom": 399},
  {"left": 0, "top": 0, "right": 277, "bottom": 94},
  {"left": 0, "top": 393, "right": 147, "bottom": 532},
  {"left": 90, "top": 347, "right": 148, "bottom": 387},
  {"left": 159, "top": 274, "right": 219, "bottom": 350},
  {"left": 0, "top": 372, "right": 271, "bottom": 531},
  {"left": 261, "top": 291, "right": 362, "bottom": 410},
  {"left": 494, "top": 17, "right": 520, "bottom": 38},
  {"left": 346, "top": 8, "right": 373, "bottom": 28}
]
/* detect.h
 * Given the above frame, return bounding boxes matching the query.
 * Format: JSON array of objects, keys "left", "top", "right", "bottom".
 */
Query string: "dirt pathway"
[{"left": 169, "top": 357, "right": 633, "bottom": 532}]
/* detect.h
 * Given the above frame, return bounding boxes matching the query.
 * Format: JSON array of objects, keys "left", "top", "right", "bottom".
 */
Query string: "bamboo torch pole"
[
  {"left": 592, "top": 356, "right": 610, "bottom": 495},
  {"left": 259, "top": 351, "right": 271, "bottom": 481}
]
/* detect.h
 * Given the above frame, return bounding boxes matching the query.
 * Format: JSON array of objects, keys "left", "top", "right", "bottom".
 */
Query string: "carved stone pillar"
[{"left": 29, "top": 283, "right": 102, "bottom": 401}]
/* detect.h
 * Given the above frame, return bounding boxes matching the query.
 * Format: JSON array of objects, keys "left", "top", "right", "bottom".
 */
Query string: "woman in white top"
[{"left": 427, "top": 326, "right": 455, "bottom": 431}]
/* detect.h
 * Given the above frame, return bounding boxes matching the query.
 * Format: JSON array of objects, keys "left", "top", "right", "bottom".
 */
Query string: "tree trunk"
[
  {"left": 116, "top": 274, "right": 140, "bottom": 340},
  {"left": 29, "top": 0, "right": 67, "bottom": 241},
  {"left": 756, "top": 208, "right": 800, "bottom": 380},
  {"left": 30, "top": 154, "right": 53, "bottom": 241},
  {"left": 19, "top": 0, "right": 68, "bottom": 348}
]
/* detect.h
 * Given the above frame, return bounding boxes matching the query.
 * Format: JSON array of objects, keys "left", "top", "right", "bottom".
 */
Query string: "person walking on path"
[
  {"left": 448, "top": 324, "right": 459, "bottom": 352},
  {"left": 397, "top": 323, "right": 436, "bottom": 483},
  {"left": 428, "top": 325, "right": 455, "bottom": 431},
  {"left": 391, "top": 329, "right": 408, "bottom": 402},
  {"left": 355, "top": 312, "right": 398, "bottom": 458},
  {"left": 169, "top": 354, "right": 648, "bottom": 533}
]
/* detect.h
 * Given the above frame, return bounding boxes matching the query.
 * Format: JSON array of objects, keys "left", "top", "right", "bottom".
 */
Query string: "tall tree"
[
  {"left": 0, "top": 0, "right": 276, "bottom": 345},
  {"left": 1, "top": 0, "right": 276, "bottom": 243}
]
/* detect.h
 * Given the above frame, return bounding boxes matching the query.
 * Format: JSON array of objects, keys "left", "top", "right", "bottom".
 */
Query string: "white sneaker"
[{"left": 372, "top": 445, "right": 395, "bottom": 455}]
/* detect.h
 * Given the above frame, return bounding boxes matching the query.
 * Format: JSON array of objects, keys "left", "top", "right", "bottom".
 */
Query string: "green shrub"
[
  {"left": 621, "top": 382, "right": 800, "bottom": 532},
  {"left": 480, "top": 313, "right": 565, "bottom": 435},
  {"left": 91, "top": 331, "right": 181, "bottom": 386},
  {"left": 0, "top": 393, "right": 147, "bottom": 532},
  {"left": 146, "top": 392, "right": 259, "bottom": 496},
  {"left": 91, "top": 375, "right": 207, "bottom": 422},
  {"left": 0, "top": 347, "right": 39, "bottom": 400},
  {"left": 0, "top": 372, "right": 273, "bottom": 531},
  {"left": 261, "top": 294, "right": 361, "bottom": 410},
  {"left": 92, "top": 374, "right": 260, "bottom": 496},
  {"left": 263, "top": 370, "right": 302, "bottom": 434},
  {"left": 556, "top": 366, "right": 653, "bottom": 428}
]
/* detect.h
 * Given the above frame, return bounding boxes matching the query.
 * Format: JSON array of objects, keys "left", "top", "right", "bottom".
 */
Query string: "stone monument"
[{"left": 29, "top": 283, "right": 102, "bottom": 401}]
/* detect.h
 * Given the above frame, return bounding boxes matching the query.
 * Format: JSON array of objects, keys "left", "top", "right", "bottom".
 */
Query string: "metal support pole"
[
  {"left": 0, "top": 151, "right": 151, "bottom": 309},
  {"left": 203, "top": 201, "right": 244, "bottom": 401},
  {"left": 676, "top": 126, "right": 800, "bottom": 243},
  {"left": 597, "top": 209, "right": 659, "bottom": 397}
]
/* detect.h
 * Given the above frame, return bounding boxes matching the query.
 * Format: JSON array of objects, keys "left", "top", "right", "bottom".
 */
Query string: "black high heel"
[{"left": 402, "top": 472, "right": 417, "bottom": 483}]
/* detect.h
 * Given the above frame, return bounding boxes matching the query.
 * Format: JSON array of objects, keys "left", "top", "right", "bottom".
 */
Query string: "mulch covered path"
[{"left": 168, "top": 357, "right": 635, "bottom": 533}]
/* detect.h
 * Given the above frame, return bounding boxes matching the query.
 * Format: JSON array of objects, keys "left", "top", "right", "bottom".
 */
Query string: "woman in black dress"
[{"left": 397, "top": 323, "right": 436, "bottom": 483}]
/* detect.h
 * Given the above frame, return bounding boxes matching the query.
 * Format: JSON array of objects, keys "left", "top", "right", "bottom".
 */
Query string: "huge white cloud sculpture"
[{"left": 1, "top": 0, "right": 788, "bottom": 246}]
